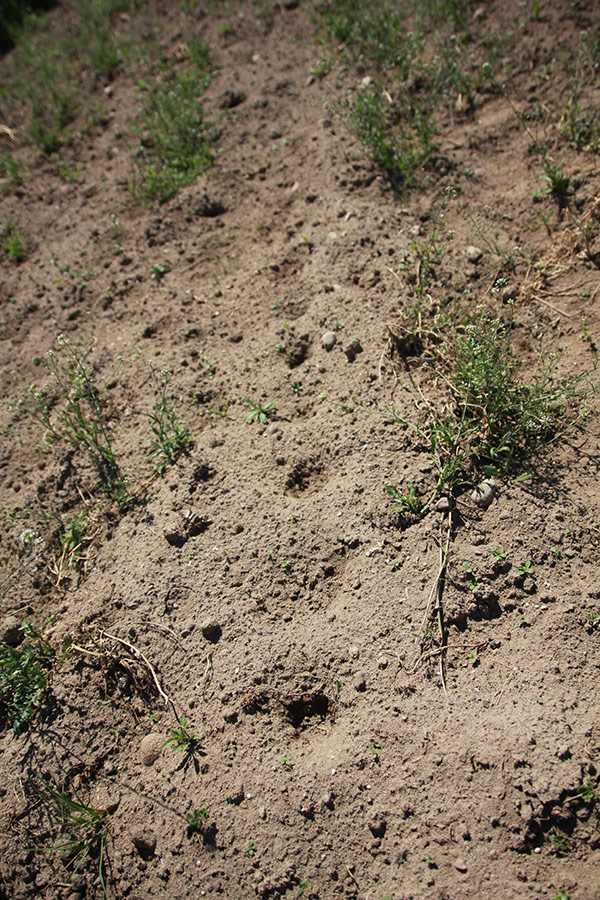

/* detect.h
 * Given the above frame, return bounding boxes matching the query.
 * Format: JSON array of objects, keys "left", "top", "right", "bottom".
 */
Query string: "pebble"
[
  {"left": 140, "top": 733, "right": 163, "bottom": 767},
  {"left": 471, "top": 479, "right": 497, "bottom": 509},
  {"left": 202, "top": 620, "right": 222, "bottom": 643},
  {"left": 466, "top": 245, "right": 483, "bottom": 263},
  {"left": 321, "top": 331, "right": 337, "bottom": 351},
  {"left": 557, "top": 744, "right": 571, "bottom": 760},
  {"left": 0, "top": 615, "right": 22, "bottom": 646},
  {"left": 436, "top": 497, "right": 451, "bottom": 512},
  {"left": 349, "top": 645, "right": 360, "bottom": 659},
  {"left": 454, "top": 857, "right": 468, "bottom": 872}
]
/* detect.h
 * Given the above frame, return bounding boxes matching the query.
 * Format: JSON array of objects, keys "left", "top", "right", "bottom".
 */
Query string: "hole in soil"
[{"left": 284, "top": 691, "right": 329, "bottom": 729}]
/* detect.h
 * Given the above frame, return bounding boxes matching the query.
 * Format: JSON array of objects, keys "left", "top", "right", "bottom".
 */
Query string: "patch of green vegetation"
[
  {"left": 0, "top": 220, "right": 26, "bottom": 262},
  {"left": 28, "top": 777, "right": 109, "bottom": 897},
  {"left": 320, "top": 0, "right": 477, "bottom": 191},
  {"left": 243, "top": 397, "right": 277, "bottom": 424},
  {"left": 18, "top": 334, "right": 129, "bottom": 506},
  {"left": 164, "top": 715, "right": 201, "bottom": 753},
  {"left": 0, "top": 622, "right": 53, "bottom": 734},
  {"left": 389, "top": 310, "right": 588, "bottom": 499},
  {"left": 131, "top": 69, "right": 217, "bottom": 203},
  {"left": 147, "top": 367, "right": 192, "bottom": 475}
]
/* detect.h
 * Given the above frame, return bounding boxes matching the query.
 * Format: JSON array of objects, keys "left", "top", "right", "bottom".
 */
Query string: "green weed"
[
  {"left": 131, "top": 69, "right": 217, "bottom": 203},
  {"left": 28, "top": 777, "right": 109, "bottom": 897},
  {"left": 20, "top": 335, "right": 128, "bottom": 505},
  {"left": 243, "top": 398, "right": 277, "bottom": 424},
  {"left": 164, "top": 715, "right": 201, "bottom": 753},
  {"left": 1, "top": 220, "right": 26, "bottom": 262},
  {"left": 186, "top": 808, "right": 209, "bottom": 833},
  {"left": 0, "top": 622, "right": 53, "bottom": 734},
  {"left": 147, "top": 367, "right": 192, "bottom": 475},
  {"left": 246, "top": 838, "right": 257, "bottom": 857},
  {"left": 0, "top": 149, "right": 25, "bottom": 192},
  {"left": 384, "top": 482, "right": 424, "bottom": 516}
]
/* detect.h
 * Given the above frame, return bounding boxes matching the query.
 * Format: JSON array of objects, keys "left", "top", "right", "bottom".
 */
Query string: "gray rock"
[
  {"left": 454, "top": 856, "right": 468, "bottom": 872},
  {"left": 321, "top": 331, "right": 337, "bottom": 351},
  {"left": 0, "top": 615, "right": 22, "bottom": 646},
  {"left": 466, "top": 245, "right": 483, "bottom": 263},
  {"left": 436, "top": 497, "right": 451, "bottom": 512},
  {"left": 140, "top": 733, "right": 163, "bottom": 767},
  {"left": 471, "top": 479, "right": 497, "bottom": 509}
]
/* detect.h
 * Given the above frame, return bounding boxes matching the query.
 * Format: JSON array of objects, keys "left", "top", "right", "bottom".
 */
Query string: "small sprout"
[
  {"left": 492, "top": 547, "right": 507, "bottom": 560},
  {"left": 518, "top": 560, "right": 534, "bottom": 577},
  {"left": 388, "top": 558, "right": 402, "bottom": 572},
  {"left": 291, "top": 381, "right": 303, "bottom": 395},
  {"left": 369, "top": 739, "right": 380, "bottom": 762},
  {"left": 384, "top": 483, "right": 423, "bottom": 516},
  {"left": 243, "top": 398, "right": 277, "bottom": 424},
  {"left": 297, "top": 879, "right": 310, "bottom": 896},
  {"left": 462, "top": 562, "right": 478, "bottom": 591},
  {"left": 588, "top": 610, "right": 600, "bottom": 629},
  {"left": 164, "top": 716, "right": 201, "bottom": 753},
  {"left": 575, "top": 780, "right": 597, "bottom": 801},
  {"left": 150, "top": 263, "right": 166, "bottom": 281},
  {"left": 275, "top": 343, "right": 286, "bottom": 353},
  {"left": 468, "top": 648, "right": 479, "bottom": 666},
  {"left": 246, "top": 838, "right": 256, "bottom": 857},
  {"left": 425, "top": 853, "right": 437, "bottom": 869},
  {"left": 278, "top": 754, "right": 292, "bottom": 769},
  {"left": 186, "top": 808, "right": 208, "bottom": 833},
  {"left": 272, "top": 298, "right": 283, "bottom": 310},
  {"left": 281, "top": 558, "right": 291, "bottom": 570}
]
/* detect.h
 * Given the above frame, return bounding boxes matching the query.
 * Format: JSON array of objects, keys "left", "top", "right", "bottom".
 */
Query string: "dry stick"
[
  {"left": 531, "top": 294, "right": 572, "bottom": 318},
  {"left": 393, "top": 639, "right": 490, "bottom": 676},
  {"left": 100, "top": 630, "right": 172, "bottom": 708}
]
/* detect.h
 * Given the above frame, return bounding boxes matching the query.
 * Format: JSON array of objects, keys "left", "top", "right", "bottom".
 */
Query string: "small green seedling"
[
  {"left": 243, "top": 398, "right": 277, "bottom": 424},
  {"left": 297, "top": 879, "right": 310, "bottom": 896},
  {"left": 246, "top": 838, "right": 256, "bottom": 857},
  {"left": 462, "top": 562, "right": 478, "bottom": 591},
  {"left": 388, "top": 558, "right": 402, "bottom": 572},
  {"left": 425, "top": 853, "right": 437, "bottom": 869},
  {"left": 150, "top": 263, "right": 166, "bottom": 281},
  {"left": 468, "top": 648, "right": 479, "bottom": 666},
  {"left": 369, "top": 739, "right": 380, "bottom": 762},
  {"left": 186, "top": 808, "right": 209, "bottom": 833},
  {"left": 492, "top": 547, "right": 507, "bottom": 560},
  {"left": 291, "top": 381, "right": 303, "bottom": 395},
  {"left": 384, "top": 483, "right": 423, "bottom": 516},
  {"left": 588, "top": 610, "right": 600, "bottom": 629},
  {"left": 518, "top": 560, "right": 534, "bottom": 577},
  {"left": 147, "top": 367, "right": 192, "bottom": 474},
  {"left": 164, "top": 716, "right": 201, "bottom": 753},
  {"left": 279, "top": 754, "right": 292, "bottom": 769}
]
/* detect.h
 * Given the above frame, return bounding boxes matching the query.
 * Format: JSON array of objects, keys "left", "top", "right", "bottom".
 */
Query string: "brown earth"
[{"left": 1, "top": 1, "right": 599, "bottom": 898}]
